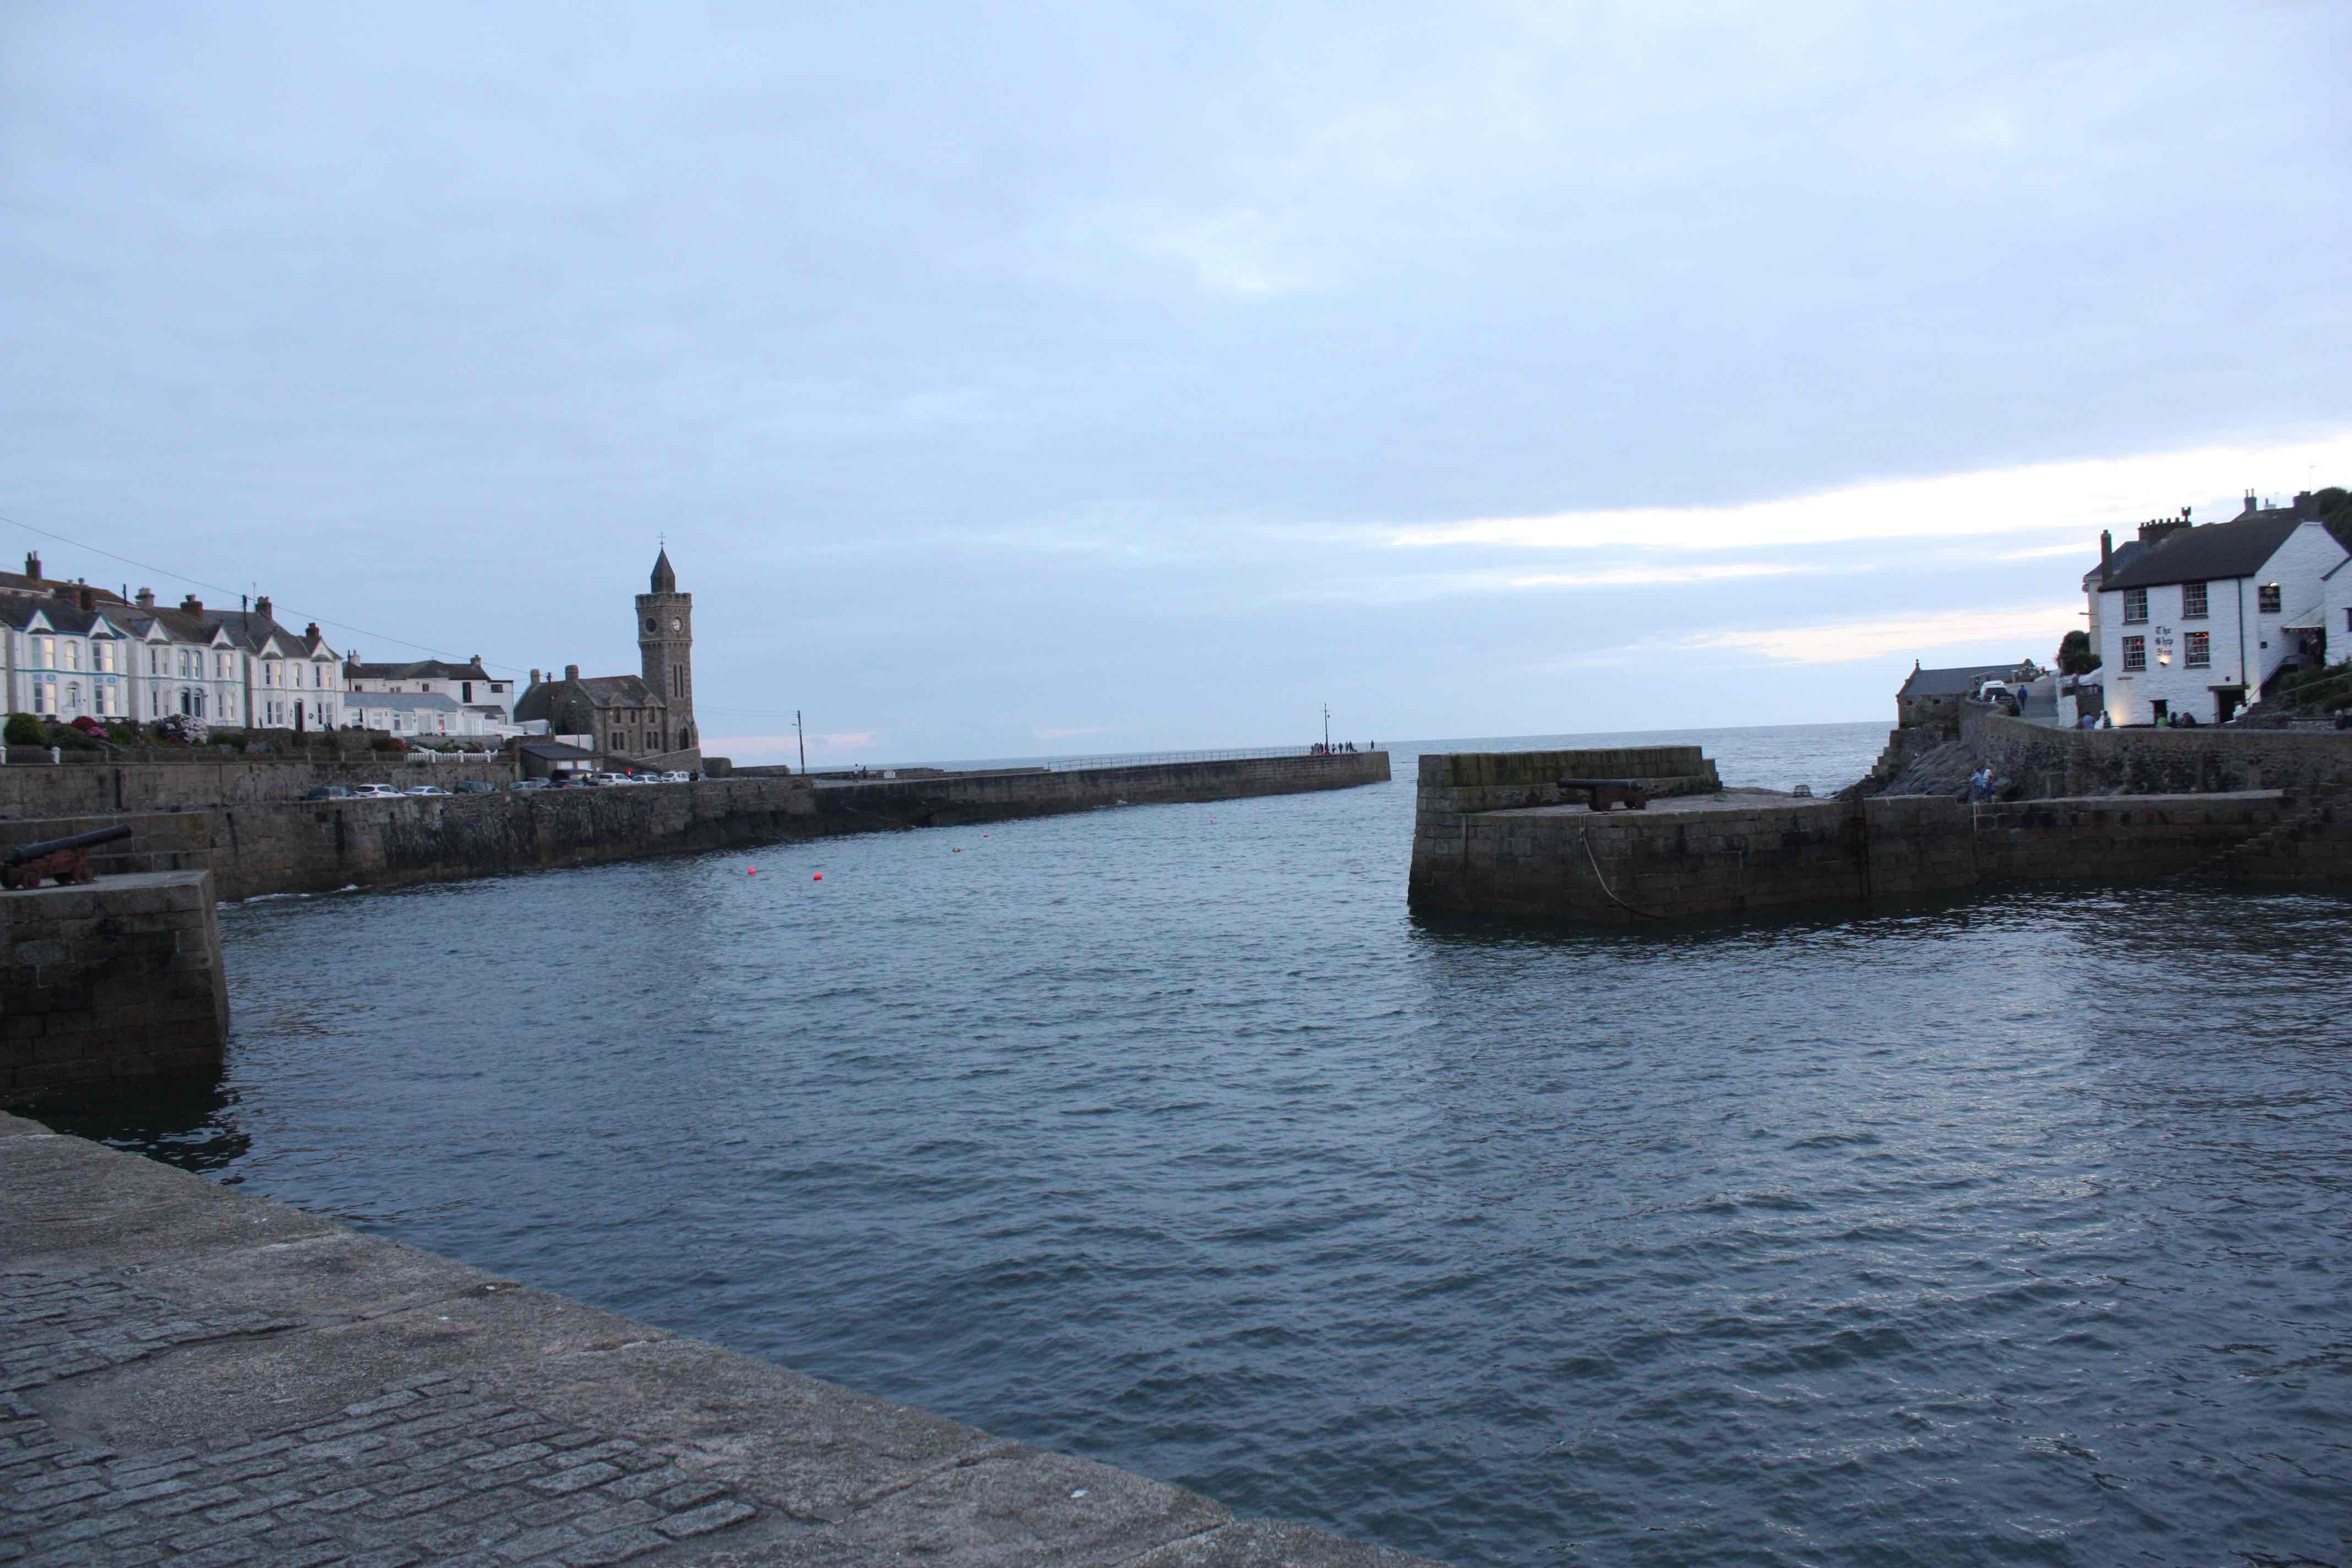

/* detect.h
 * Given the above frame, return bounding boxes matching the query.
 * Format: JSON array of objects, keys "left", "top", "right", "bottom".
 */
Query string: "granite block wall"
[
  {"left": 0, "top": 752, "right": 1391, "bottom": 901},
  {"left": 1414, "top": 748, "right": 1720, "bottom": 817},
  {"left": 0, "top": 758, "right": 515, "bottom": 820},
  {"left": 1956, "top": 713, "right": 2352, "bottom": 801},
  {"left": 1, "top": 870, "right": 228, "bottom": 1106}
]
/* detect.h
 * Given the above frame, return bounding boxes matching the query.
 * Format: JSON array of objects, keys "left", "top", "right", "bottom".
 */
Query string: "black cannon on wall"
[
  {"left": 1556, "top": 777, "right": 1650, "bottom": 812},
  {"left": 2, "top": 824, "right": 134, "bottom": 890}
]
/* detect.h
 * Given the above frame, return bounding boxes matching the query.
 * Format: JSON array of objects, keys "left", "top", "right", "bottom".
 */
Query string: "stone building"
[{"left": 513, "top": 548, "right": 700, "bottom": 767}]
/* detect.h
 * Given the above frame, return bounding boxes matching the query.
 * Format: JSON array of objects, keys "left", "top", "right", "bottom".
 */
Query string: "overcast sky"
[{"left": 6, "top": 3, "right": 2348, "bottom": 763}]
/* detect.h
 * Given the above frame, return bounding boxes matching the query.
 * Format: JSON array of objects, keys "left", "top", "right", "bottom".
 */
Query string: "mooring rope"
[{"left": 1579, "top": 829, "right": 1672, "bottom": 921}]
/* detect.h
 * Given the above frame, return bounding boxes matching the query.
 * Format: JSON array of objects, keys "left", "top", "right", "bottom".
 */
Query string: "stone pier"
[
  {"left": 0, "top": 1112, "right": 1429, "bottom": 1566},
  {"left": 1, "top": 871, "right": 228, "bottom": 1108}
]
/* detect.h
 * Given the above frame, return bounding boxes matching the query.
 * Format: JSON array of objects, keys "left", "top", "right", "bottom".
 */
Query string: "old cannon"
[
  {"left": 2, "top": 824, "right": 134, "bottom": 890},
  {"left": 1555, "top": 777, "right": 1650, "bottom": 813}
]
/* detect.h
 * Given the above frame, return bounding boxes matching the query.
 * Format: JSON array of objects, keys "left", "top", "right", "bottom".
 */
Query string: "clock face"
[{"left": 670, "top": 618, "right": 682, "bottom": 631}]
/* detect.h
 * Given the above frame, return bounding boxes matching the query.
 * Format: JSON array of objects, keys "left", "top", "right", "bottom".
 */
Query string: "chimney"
[
  {"left": 23, "top": 551, "right": 40, "bottom": 579},
  {"left": 2244, "top": 489, "right": 2258, "bottom": 515},
  {"left": 77, "top": 586, "right": 95, "bottom": 612},
  {"left": 304, "top": 622, "right": 322, "bottom": 640},
  {"left": 2137, "top": 518, "right": 2190, "bottom": 547},
  {"left": 179, "top": 593, "right": 204, "bottom": 614},
  {"left": 2294, "top": 489, "right": 2317, "bottom": 519},
  {"left": 530, "top": 668, "right": 541, "bottom": 686},
  {"left": 254, "top": 594, "right": 272, "bottom": 620},
  {"left": 135, "top": 587, "right": 154, "bottom": 609},
  {"left": 2099, "top": 529, "right": 2112, "bottom": 571},
  {"left": 470, "top": 653, "right": 482, "bottom": 667},
  {"left": 564, "top": 663, "right": 580, "bottom": 681}
]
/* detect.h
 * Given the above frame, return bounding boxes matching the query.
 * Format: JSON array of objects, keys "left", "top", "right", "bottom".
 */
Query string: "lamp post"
[
  {"left": 796, "top": 710, "right": 806, "bottom": 774},
  {"left": 1322, "top": 703, "right": 1330, "bottom": 754}
]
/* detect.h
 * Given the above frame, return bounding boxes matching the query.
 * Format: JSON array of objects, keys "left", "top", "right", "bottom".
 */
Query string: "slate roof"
[
  {"left": 2081, "top": 538, "right": 2150, "bottom": 591},
  {"left": 0, "top": 596, "right": 128, "bottom": 637},
  {"left": 1898, "top": 663, "right": 2030, "bottom": 699},
  {"left": 0, "top": 571, "right": 127, "bottom": 604},
  {"left": 512, "top": 674, "right": 668, "bottom": 723},
  {"left": 346, "top": 658, "right": 496, "bottom": 682},
  {"left": 2098, "top": 512, "right": 2307, "bottom": 593},
  {"left": 519, "top": 739, "right": 598, "bottom": 761}
]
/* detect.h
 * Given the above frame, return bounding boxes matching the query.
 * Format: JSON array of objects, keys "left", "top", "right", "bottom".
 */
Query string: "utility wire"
[{"left": 4, "top": 510, "right": 540, "bottom": 680}]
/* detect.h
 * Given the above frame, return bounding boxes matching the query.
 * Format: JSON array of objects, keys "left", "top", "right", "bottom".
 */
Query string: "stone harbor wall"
[
  {"left": 0, "top": 756, "right": 514, "bottom": 820},
  {"left": 0, "top": 1110, "right": 1436, "bottom": 1565},
  {"left": 1948, "top": 713, "right": 2352, "bottom": 801},
  {"left": 0, "top": 751, "right": 1392, "bottom": 902},
  {"left": 1414, "top": 747, "right": 1719, "bottom": 817},
  {"left": 1411, "top": 747, "right": 2310, "bottom": 923},
  {"left": 1, "top": 870, "right": 228, "bottom": 1107}
]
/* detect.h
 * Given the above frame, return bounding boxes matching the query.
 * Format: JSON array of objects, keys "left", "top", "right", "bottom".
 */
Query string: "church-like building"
[{"left": 515, "top": 548, "right": 700, "bottom": 767}]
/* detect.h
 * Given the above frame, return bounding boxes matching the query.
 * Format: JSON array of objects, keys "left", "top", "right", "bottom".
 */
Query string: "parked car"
[
  {"left": 303, "top": 785, "right": 351, "bottom": 801},
  {"left": 451, "top": 779, "right": 495, "bottom": 793},
  {"left": 350, "top": 783, "right": 403, "bottom": 799},
  {"left": 405, "top": 785, "right": 453, "bottom": 797},
  {"left": 511, "top": 778, "right": 551, "bottom": 791},
  {"left": 658, "top": 770, "right": 692, "bottom": 783}
]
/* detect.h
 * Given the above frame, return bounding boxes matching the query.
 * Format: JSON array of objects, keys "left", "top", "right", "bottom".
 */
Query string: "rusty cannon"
[
  {"left": 2, "top": 824, "right": 135, "bottom": 890},
  {"left": 1555, "top": 777, "right": 1650, "bottom": 812}
]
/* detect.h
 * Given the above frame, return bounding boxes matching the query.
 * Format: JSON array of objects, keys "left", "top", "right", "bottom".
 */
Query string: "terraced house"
[{"left": 2, "top": 573, "right": 347, "bottom": 731}]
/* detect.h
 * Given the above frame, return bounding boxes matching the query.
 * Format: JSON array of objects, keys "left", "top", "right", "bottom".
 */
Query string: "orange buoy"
[{"left": 813, "top": 872, "right": 823, "bottom": 880}]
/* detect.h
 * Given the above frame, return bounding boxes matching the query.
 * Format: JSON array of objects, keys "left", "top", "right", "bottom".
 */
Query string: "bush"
[
  {"left": 50, "top": 725, "right": 101, "bottom": 751},
  {"left": 4, "top": 712, "right": 42, "bottom": 747},
  {"left": 371, "top": 734, "right": 407, "bottom": 753}
]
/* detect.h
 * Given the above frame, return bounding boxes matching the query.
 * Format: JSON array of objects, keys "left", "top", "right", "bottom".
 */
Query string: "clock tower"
[{"left": 636, "top": 546, "right": 696, "bottom": 756}]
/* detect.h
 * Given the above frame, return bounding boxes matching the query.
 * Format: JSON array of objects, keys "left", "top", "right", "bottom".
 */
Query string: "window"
[
  {"left": 149, "top": 647, "right": 163, "bottom": 674},
  {"left": 93, "top": 640, "right": 115, "bottom": 672},
  {"left": 2122, "top": 635, "right": 2147, "bottom": 672},
  {"left": 2258, "top": 583, "right": 2282, "bottom": 613},
  {"left": 64, "top": 641, "right": 81, "bottom": 671},
  {"left": 2122, "top": 588, "right": 2148, "bottom": 624},
  {"left": 217, "top": 652, "right": 232, "bottom": 678},
  {"left": 34, "top": 635, "right": 54, "bottom": 667},
  {"left": 96, "top": 685, "right": 117, "bottom": 717},
  {"left": 2181, "top": 581, "right": 2208, "bottom": 619},
  {"left": 2185, "top": 631, "right": 2210, "bottom": 668},
  {"left": 32, "top": 681, "right": 53, "bottom": 714}
]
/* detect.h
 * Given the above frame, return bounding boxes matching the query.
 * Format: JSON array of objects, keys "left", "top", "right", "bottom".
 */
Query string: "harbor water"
[{"left": 55, "top": 722, "right": 2352, "bottom": 1566}]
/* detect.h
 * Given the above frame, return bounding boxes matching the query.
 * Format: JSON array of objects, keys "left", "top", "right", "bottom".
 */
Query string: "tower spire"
[{"left": 650, "top": 546, "right": 676, "bottom": 594}]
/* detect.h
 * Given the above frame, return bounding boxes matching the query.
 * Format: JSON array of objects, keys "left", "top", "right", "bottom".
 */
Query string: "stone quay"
[
  {"left": 1408, "top": 745, "right": 2338, "bottom": 923},
  {"left": 0, "top": 1109, "right": 1431, "bottom": 1566}
]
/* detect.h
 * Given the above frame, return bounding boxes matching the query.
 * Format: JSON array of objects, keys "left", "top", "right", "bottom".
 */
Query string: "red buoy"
[
  {"left": 813, "top": 872, "right": 823, "bottom": 881},
  {"left": 747, "top": 867, "right": 757, "bottom": 875}
]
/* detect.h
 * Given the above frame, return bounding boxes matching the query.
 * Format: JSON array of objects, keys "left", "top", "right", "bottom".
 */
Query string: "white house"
[
  {"left": 344, "top": 655, "right": 515, "bottom": 726},
  {"left": 1, "top": 592, "right": 138, "bottom": 722},
  {"left": 2094, "top": 493, "right": 2349, "bottom": 726},
  {"left": 2324, "top": 556, "right": 2352, "bottom": 665}
]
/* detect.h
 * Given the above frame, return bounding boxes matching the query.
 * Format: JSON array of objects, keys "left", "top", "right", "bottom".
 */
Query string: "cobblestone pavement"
[{"left": 0, "top": 1270, "right": 757, "bottom": 1566}]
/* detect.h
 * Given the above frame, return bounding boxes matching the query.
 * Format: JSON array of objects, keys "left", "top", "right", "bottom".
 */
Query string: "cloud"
[
  {"left": 1686, "top": 603, "right": 2083, "bottom": 666},
  {"left": 1385, "top": 434, "right": 2352, "bottom": 555},
  {"left": 1035, "top": 725, "right": 1115, "bottom": 740}
]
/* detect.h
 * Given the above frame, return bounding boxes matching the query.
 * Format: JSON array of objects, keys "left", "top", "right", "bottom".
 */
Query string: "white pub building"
[{"left": 2092, "top": 493, "right": 2348, "bottom": 726}]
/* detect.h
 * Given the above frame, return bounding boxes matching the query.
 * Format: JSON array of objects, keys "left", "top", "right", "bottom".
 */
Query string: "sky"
[{"left": 4, "top": 2, "right": 2348, "bottom": 765}]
